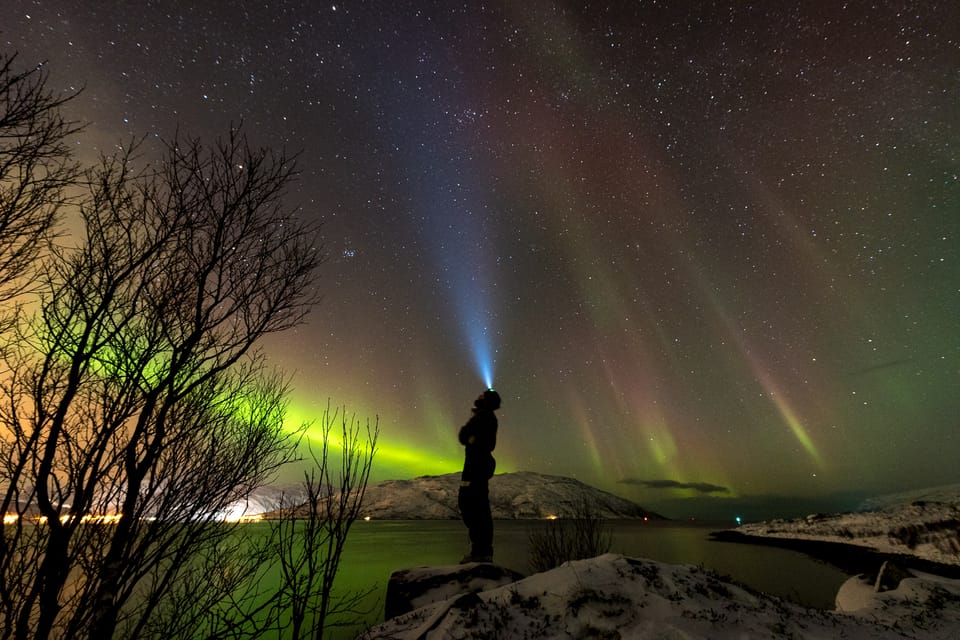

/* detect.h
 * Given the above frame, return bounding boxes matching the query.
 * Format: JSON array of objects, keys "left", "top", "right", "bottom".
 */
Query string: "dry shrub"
[{"left": 528, "top": 496, "right": 612, "bottom": 573}]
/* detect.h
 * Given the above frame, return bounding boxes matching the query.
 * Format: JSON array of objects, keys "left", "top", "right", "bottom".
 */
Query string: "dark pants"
[{"left": 458, "top": 481, "right": 493, "bottom": 559}]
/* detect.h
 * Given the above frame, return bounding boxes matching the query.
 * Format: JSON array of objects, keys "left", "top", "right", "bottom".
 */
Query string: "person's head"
[{"left": 474, "top": 388, "right": 501, "bottom": 412}]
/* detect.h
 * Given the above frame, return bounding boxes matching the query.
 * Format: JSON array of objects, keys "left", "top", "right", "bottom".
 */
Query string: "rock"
[
  {"left": 384, "top": 562, "right": 525, "bottom": 620},
  {"left": 372, "top": 554, "right": 952, "bottom": 640},
  {"left": 874, "top": 559, "right": 914, "bottom": 592},
  {"left": 835, "top": 574, "right": 876, "bottom": 612}
]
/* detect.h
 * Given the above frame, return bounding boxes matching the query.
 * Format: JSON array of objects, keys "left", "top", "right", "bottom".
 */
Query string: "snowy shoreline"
[
  {"left": 711, "top": 529, "right": 960, "bottom": 580},
  {"left": 363, "top": 486, "right": 960, "bottom": 638},
  {"left": 728, "top": 492, "right": 960, "bottom": 572}
]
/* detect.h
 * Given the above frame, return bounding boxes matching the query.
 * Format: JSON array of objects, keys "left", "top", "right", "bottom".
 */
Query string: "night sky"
[{"left": 6, "top": 1, "right": 959, "bottom": 519}]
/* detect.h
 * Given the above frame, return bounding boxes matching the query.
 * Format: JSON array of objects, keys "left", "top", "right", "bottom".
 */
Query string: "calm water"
[{"left": 328, "top": 519, "right": 850, "bottom": 637}]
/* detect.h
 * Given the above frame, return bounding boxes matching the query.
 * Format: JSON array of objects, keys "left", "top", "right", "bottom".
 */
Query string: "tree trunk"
[{"left": 16, "top": 527, "right": 70, "bottom": 640}]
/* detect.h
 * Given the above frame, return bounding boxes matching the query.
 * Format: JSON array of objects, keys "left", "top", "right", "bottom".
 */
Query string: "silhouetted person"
[{"left": 457, "top": 388, "right": 501, "bottom": 563}]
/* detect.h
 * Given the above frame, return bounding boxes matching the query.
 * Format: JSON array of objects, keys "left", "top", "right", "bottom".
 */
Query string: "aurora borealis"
[{"left": 6, "top": 1, "right": 958, "bottom": 518}]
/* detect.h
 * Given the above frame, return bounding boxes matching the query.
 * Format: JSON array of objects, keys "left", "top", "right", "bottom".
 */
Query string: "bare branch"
[
  {"left": 0, "top": 52, "right": 82, "bottom": 308},
  {"left": 2, "top": 119, "right": 325, "bottom": 640}
]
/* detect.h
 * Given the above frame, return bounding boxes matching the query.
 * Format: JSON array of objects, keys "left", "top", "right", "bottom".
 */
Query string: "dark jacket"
[{"left": 459, "top": 409, "right": 497, "bottom": 483}]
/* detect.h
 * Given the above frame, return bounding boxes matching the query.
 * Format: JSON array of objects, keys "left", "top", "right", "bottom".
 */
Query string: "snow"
[
  {"left": 735, "top": 485, "right": 960, "bottom": 567},
  {"left": 362, "top": 484, "right": 960, "bottom": 639},
  {"left": 385, "top": 563, "right": 524, "bottom": 621},
  {"left": 221, "top": 484, "right": 306, "bottom": 520},
  {"left": 364, "top": 553, "right": 960, "bottom": 639},
  {"left": 835, "top": 569, "right": 960, "bottom": 632}
]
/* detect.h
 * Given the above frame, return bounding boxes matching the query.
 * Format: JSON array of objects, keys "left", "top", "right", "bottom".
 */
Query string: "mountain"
[
  {"left": 857, "top": 483, "right": 960, "bottom": 512},
  {"left": 357, "top": 471, "right": 660, "bottom": 520},
  {"left": 222, "top": 485, "right": 308, "bottom": 520}
]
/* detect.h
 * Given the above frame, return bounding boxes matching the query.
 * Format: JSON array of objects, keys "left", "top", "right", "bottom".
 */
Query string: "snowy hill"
[
  {"left": 858, "top": 483, "right": 960, "bottom": 512},
  {"left": 365, "top": 553, "right": 960, "bottom": 639},
  {"left": 221, "top": 485, "right": 308, "bottom": 520},
  {"left": 732, "top": 484, "right": 960, "bottom": 568},
  {"left": 357, "top": 471, "right": 659, "bottom": 520}
]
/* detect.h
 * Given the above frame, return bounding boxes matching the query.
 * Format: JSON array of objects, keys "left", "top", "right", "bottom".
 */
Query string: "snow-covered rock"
[
  {"left": 365, "top": 553, "right": 958, "bottom": 639},
  {"left": 385, "top": 563, "right": 525, "bottom": 620},
  {"left": 835, "top": 569, "right": 960, "bottom": 633},
  {"left": 358, "top": 471, "right": 659, "bottom": 520}
]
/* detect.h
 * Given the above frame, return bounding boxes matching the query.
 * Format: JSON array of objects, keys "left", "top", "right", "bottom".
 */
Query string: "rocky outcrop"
[
  {"left": 874, "top": 559, "right": 914, "bottom": 592},
  {"left": 370, "top": 554, "right": 958, "bottom": 639},
  {"left": 384, "top": 562, "right": 525, "bottom": 620}
]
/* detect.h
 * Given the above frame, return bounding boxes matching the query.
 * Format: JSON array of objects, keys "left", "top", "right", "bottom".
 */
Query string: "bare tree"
[
  {"left": 0, "top": 127, "right": 323, "bottom": 640},
  {"left": 0, "top": 52, "right": 80, "bottom": 310},
  {"left": 0, "top": 50, "right": 80, "bottom": 639},
  {"left": 1, "top": 50, "right": 382, "bottom": 640},
  {"left": 129, "top": 405, "right": 379, "bottom": 640},
  {"left": 272, "top": 404, "right": 379, "bottom": 640}
]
